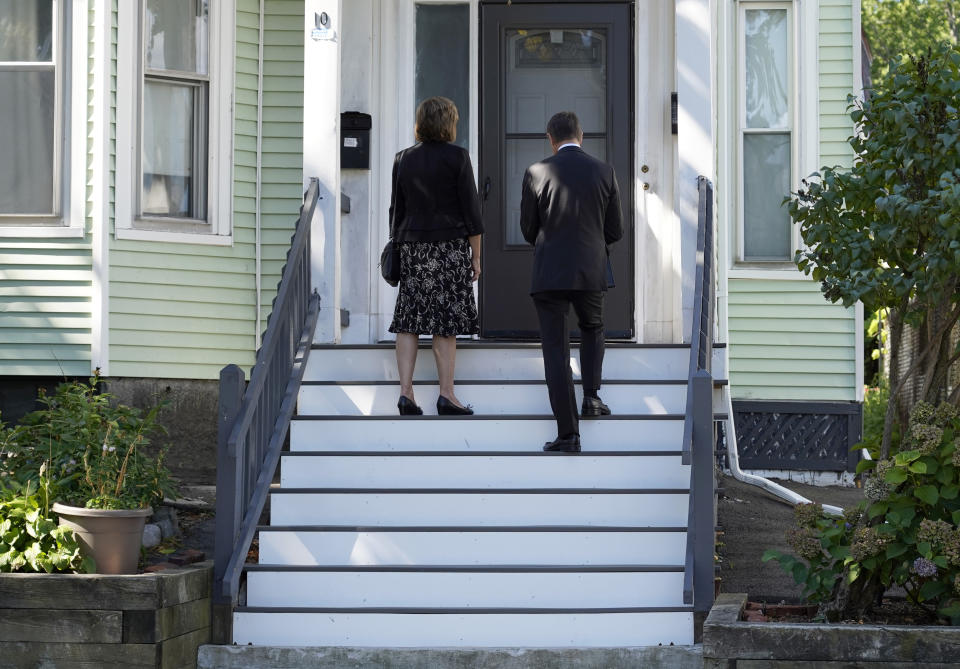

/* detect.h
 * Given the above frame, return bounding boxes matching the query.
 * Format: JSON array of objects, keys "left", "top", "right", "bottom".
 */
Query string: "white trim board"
[{"left": 115, "top": 0, "right": 235, "bottom": 246}]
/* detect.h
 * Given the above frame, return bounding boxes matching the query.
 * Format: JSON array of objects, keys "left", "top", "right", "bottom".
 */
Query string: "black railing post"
[
  {"left": 692, "top": 369, "right": 715, "bottom": 613},
  {"left": 212, "top": 363, "right": 245, "bottom": 643}
]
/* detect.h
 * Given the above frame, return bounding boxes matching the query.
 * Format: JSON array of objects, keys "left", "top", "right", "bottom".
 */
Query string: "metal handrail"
[
  {"left": 681, "top": 176, "right": 716, "bottom": 612},
  {"left": 214, "top": 179, "right": 321, "bottom": 609}
]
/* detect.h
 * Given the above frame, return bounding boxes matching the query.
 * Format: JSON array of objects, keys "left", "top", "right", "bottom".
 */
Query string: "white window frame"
[
  {"left": 0, "top": 0, "right": 85, "bottom": 238},
  {"left": 116, "top": 0, "right": 234, "bottom": 245},
  {"left": 736, "top": 1, "right": 798, "bottom": 264},
  {"left": 396, "top": 0, "right": 479, "bottom": 173}
]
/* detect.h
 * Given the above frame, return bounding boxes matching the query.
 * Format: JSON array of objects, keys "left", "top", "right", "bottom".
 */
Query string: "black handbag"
[
  {"left": 381, "top": 148, "right": 405, "bottom": 287},
  {"left": 380, "top": 240, "right": 401, "bottom": 287}
]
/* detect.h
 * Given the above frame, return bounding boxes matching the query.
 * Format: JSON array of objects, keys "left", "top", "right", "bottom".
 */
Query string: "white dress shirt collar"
[{"left": 557, "top": 142, "right": 581, "bottom": 151}]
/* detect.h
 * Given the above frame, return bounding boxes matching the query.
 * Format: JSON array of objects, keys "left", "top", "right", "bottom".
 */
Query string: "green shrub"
[
  {"left": 765, "top": 401, "right": 960, "bottom": 623},
  {"left": 858, "top": 379, "right": 900, "bottom": 458},
  {"left": 0, "top": 479, "right": 94, "bottom": 574},
  {"left": 0, "top": 375, "right": 175, "bottom": 510}
]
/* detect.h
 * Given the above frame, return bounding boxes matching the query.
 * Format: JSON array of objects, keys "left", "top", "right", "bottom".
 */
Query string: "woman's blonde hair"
[{"left": 415, "top": 96, "right": 458, "bottom": 143}]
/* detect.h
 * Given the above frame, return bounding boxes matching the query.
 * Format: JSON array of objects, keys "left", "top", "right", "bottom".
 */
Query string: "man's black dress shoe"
[
  {"left": 543, "top": 434, "right": 581, "bottom": 453},
  {"left": 398, "top": 396, "right": 423, "bottom": 416},
  {"left": 581, "top": 396, "right": 611, "bottom": 417},
  {"left": 437, "top": 395, "right": 474, "bottom": 415}
]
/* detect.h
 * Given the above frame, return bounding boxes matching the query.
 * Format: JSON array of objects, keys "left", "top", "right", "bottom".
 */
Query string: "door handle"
[{"left": 482, "top": 177, "right": 491, "bottom": 201}]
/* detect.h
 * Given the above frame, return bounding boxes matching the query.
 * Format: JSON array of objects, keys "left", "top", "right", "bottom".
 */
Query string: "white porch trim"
[
  {"left": 675, "top": 0, "right": 717, "bottom": 341},
  {"left": 91, "top": 0, "right": 112, "bottom": 375},
  {"left": 303, "top": 0, "right": 343, "bottom": 343}
]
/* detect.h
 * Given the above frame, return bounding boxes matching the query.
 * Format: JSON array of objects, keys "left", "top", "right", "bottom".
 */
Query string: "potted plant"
[{"left": 3, "top": 374, "right": 175, "bottom": 574}]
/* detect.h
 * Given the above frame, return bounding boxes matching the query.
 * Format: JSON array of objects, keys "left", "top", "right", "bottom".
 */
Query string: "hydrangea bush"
[{"left": 764, "top": 401, "right": 960, "bottom": 623}]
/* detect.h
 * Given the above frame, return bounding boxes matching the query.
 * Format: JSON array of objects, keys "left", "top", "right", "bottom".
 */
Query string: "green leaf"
[
  {"left": 940, "top": 484, "right": 960, "bottom": 500},
  {"left": 792, "top": 561, "right": 809, "bottom": 585},
  {"left": 886, "top": 543, "right": 909, "bottom": 559},
  {"left": 915, "top": 485, "right": 940, "bottom": 505},
  {"left": 909, "top": 460, "right": 928, "bottom": 474},
  {"left": 885, "top": 468, "right": 909, "bottom": 485},
  {"left": 953, "top": 510, "right": 960, "bottom": 526},
  {"left": 919, "top": 580, "right": 949, "bottom": 602},
  {"left": 895, "top": 449, "right": 923, "bottom": 465},
  {"left": 868, "top": 501, "right": 889, "bottom": 519},
  {"left": 856, "top": 459, "right": 878, "bottom": 475}
]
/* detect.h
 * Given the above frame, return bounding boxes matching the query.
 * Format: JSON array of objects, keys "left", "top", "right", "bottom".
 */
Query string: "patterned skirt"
[{"left": 389, "top": 238, "right": 480, "bottom": 337}]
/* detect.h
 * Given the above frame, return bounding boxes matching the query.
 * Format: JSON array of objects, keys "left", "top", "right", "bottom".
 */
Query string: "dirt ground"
[{"left": 717, "top": 474, "right": 865, "bottom": 602}]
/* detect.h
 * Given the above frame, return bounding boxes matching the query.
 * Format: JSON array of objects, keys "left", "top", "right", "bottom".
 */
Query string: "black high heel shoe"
[
  {"left": 437, "top": 395, "right": 473, "bottom": 416},
  {"left": 398, "top": 396, "right": 423, "bottom": 416}
]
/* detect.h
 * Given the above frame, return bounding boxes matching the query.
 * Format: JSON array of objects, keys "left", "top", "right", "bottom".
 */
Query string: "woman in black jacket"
[{"left": 389, "top": 97, "right": 483, "bottom": 416}]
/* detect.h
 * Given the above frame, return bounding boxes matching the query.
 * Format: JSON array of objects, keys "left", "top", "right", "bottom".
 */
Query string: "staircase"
[{"left": 229, "top": 342, "right": 726, "bottom": 648}]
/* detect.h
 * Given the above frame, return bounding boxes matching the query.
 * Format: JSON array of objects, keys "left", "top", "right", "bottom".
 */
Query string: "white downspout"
[
  {"left": 254, "top": 0, "right": 265, "bottom": 348},
  {"left": 724, "top": 384, "right": 844, "bottom": 516}
]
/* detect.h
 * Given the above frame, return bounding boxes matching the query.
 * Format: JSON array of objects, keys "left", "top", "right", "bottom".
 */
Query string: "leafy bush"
[
  {"left": 0, "top": 375, "right": 175, "bottom": 510},
  {"left": 765, "top": 401, "right": 960, "bottom": 623},
  {"left": 0, "top": 479, "right": 94, "bottom": 574}
]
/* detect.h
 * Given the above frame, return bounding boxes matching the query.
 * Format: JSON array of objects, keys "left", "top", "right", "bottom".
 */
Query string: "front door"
[{"left": 479, "top": 2, "right": 633, "bottom": 338}]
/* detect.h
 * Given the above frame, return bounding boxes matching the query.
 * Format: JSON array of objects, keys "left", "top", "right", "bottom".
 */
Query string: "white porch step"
[
  {"left": 257, "top": 528, "right": 687, "bottom": 566},
  {"left": 231, "top": 611, "right": 695, "bottom": 647},
  {"left": 244, "top": 568, "right": 686, "bottom": 608},
  {"left": 296, "top": 381, "right": 725, "bottom": 416},
  {"left": 279, "top": 454, "right": 688, "bottom": 489},
  {"left": 290, "top": 416, "right": 685, "bottom": 451},
  {"left": 305, "top": 344, "right": 727, "bottom": 382},
  {"left": 270, "top": 491, "right": 688, "bottom": 527}
]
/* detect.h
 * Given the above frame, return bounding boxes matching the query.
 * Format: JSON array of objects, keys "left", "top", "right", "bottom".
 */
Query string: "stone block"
[
  {"left": 151, "top": 506, "right": 180, "bottom": 539},
  {"left": 142, "top": 523, "right": 162, "bottom": 548}
]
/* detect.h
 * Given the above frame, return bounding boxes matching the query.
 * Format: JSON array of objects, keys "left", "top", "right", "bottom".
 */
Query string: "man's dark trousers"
[{"left": 533, "top": 290, "right": 604, "bottom": 438}]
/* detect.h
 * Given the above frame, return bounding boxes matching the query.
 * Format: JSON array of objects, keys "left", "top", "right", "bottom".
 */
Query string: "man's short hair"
[
  {"left": 546, "top": 111, "right": 582, "bottom": 142},
  {"left": 415, "top": 96, "right": 459, "bottom": 143}
]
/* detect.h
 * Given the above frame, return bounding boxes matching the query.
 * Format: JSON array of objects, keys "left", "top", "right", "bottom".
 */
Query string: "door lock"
[{"left": 483, "top": 177, "right": 492, "bottom": 201}]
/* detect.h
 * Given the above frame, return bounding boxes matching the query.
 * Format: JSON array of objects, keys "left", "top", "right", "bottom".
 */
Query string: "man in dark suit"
[{"left": 520, "top": 111, "right": 624, "bottom": 453}]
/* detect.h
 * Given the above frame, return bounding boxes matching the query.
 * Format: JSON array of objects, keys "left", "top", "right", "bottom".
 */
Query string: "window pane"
[
  {"left": 505, "top": 137, "right": 606, "bottom": 246},
  {"left": 415, "top": 4, "right": 469, "bottom": 148},
  {"left": 142, "top": 80, "right": 206, "bottom": 218},
  {"left": 743, "top": 133, "right": 791, "bottom": 260},
  {"left": 505, "top": 28, "right": 606, "bottom": 134},
  {"left": 145, "top": 0, "right": 209, "bottom": 74},
  {"left": 0, "top": 70, "right": 55, "bottom": 214},
  {"left": 745, "top": 8, "right": 788, "bottom": 129},
  {"left": 0, "top": 0, "right": 53, "bottom": 61}
]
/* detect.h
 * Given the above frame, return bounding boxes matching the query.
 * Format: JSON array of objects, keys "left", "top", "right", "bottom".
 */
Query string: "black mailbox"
[{"left": 341, "top": 111, "right": 372, "bottom": 169}]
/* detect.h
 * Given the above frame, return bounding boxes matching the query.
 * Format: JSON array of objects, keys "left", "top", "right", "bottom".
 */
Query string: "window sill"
[
  {"left": 0, "top": 225, "right": 85, "bottom": 239},
  {"left": 114, "top": 227, "right": 233, "bottom": 246},
  {"left": 728, "top": 265, "right": 810, "bottom": 281}
]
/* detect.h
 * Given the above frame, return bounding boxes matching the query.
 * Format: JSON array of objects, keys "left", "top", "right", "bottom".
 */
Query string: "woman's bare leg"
[
  {"left": 396, "top": 332, "right": 419, "bottom": 402},
  {"left": 433, "top": 335, "right": 465, "bottom": 407}
]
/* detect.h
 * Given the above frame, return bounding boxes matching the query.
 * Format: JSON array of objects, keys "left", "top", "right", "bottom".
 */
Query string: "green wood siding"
[
  {"left": 0, "top": 2, "right": 94, "bottom": 377},
  {"left": 106, "top": 0, "right": 304, "bottom": 380},
  {"left": 819, "top": 0, "right": 855, "bottom": 167},
  {"left": 259, "top": 0, "right": 305, "bottom": 327},
  {"left": 728, "top": 279, "right": 857, "bottom": 401},
  {"left": 727, "top": 1, "right": 859, "bottom": 403}
]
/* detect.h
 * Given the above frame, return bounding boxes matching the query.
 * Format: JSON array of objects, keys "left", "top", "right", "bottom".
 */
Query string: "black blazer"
[
  {"left": 520, "top": 146, "right": 624, "bottom": 293},
  {"left": 389, "top": 142, "right": 484, "bottom": 243}
]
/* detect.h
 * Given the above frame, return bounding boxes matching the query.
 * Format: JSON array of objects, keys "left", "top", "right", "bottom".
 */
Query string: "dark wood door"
[{"left": 479, "top": 2, "right": 633, "bottom": 338}]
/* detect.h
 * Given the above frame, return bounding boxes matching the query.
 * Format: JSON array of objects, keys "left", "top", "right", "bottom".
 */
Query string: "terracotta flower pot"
[{"left": 52, "top": 503, "right": 152, "bottom": 574}]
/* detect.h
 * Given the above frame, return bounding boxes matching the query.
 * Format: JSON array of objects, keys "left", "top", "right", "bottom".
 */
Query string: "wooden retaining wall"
[{"left": 0, "top": 562, "right": 212, "bottom": 668}]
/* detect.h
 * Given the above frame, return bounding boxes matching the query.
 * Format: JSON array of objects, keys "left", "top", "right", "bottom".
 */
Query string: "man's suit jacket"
[{"left": 519, "top": 145, "right": 624, "bottom": 294}]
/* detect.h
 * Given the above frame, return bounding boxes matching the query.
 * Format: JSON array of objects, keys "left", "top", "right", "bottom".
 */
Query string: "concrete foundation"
[
  {"left": 198, "top": 645, "right": 703, "bottom": 669},
  {"left": 106, "top": 378, "right": 221, "bottom": 485}
]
